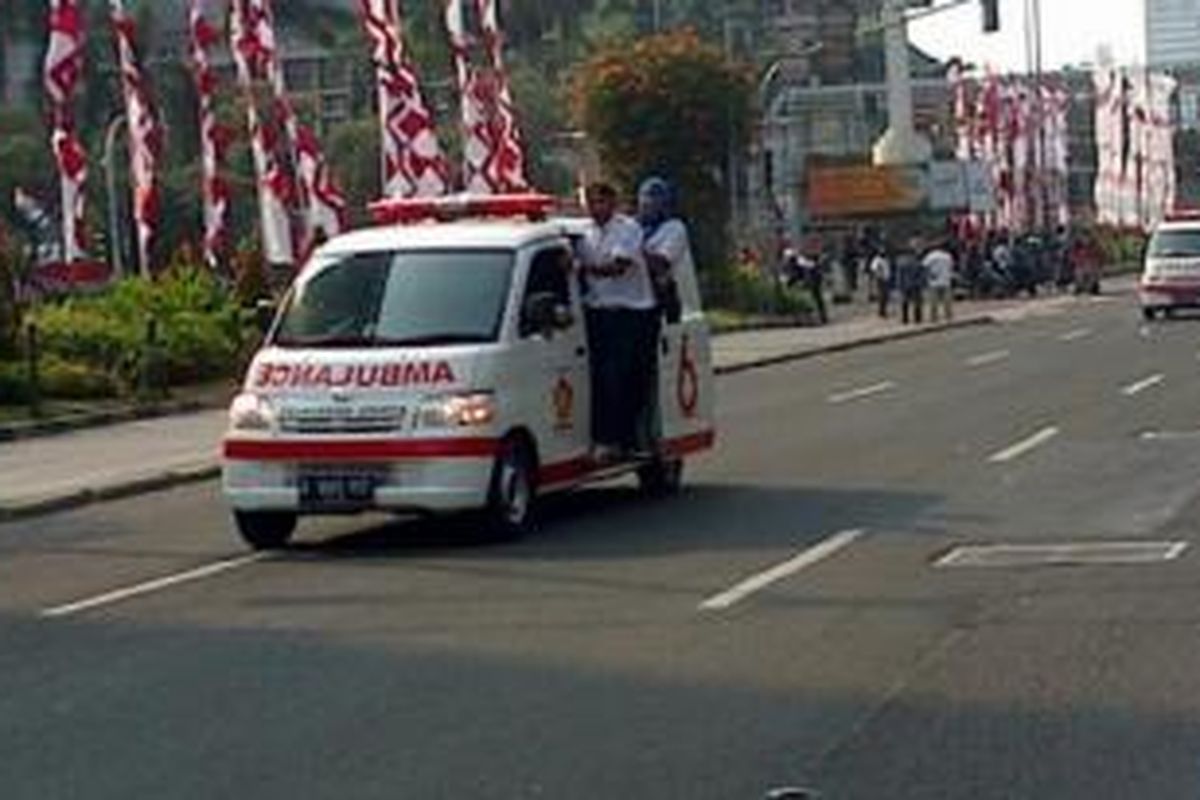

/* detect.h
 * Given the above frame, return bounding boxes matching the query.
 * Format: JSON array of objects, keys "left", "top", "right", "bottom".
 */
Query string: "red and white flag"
[
  {"left": 230, "top": 0, "right": 295, "bottom": 265},
  {"left": 43, "top": 0, "right": 89, "bottom": 262},
  {"left": 110, "top": 0, "right": 161, "bottom": 275},
  {"left": 188, "top": 0, "right": 232, "bottom": 269},
  {"left": 357, "top": 0, "right": 450, "bottom": 198},
  {"left": 445, "top": 0, "right": 494, "bottom": 193},
  {"left": 476, "top": 0, "right": 529, "bottom": 193},
  {"left": 249, "top": 0, "right": 346, "bottom": 254}
]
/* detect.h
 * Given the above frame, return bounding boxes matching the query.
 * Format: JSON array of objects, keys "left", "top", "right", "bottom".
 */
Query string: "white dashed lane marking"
[{"left": 988, "top": 426, "right": 1061, "bottom": 465}]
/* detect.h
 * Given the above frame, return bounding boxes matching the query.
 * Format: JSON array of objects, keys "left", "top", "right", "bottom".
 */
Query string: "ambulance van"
[{"left": 222, "top": 195, "right": 716, "bottom": 549}]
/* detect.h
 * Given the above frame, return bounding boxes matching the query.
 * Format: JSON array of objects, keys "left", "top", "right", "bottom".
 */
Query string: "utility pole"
[{"left": 102, "top": 114, "right": 128, "bottom": 279}]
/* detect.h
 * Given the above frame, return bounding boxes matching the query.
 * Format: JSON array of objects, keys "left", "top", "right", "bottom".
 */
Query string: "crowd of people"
[{"left": 780, "top": 226, "right": 1106, "bottom": 326}]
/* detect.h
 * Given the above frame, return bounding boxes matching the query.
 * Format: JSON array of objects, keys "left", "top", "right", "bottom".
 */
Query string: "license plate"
[{"left": 298, "top": 470, "right": 382, "bottom": 509}]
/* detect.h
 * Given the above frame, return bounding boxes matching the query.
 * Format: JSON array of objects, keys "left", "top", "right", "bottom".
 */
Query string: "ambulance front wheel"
[
  {"left": 482, "top": 437, "right": 537, "bottom": 541},
  {"left": 638, "top": 458, "right": 684, "bottom": 498},
  {"left": 235, "top": 510, "right": 297, "bottom": 551}
]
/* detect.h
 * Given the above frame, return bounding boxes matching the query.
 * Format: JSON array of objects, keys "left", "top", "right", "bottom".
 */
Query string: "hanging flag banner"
[
  {"left": 476, "top": 0, "right": 529, "bottom": 193},
  {"left": 357, "top": 0, "right": 450, "bottom": 198},
  {"left": 230, "top": 0, "right": 295, "bottom": 265},
  {"left": 110, "top": 0, "right": 162, "bottom": 276},
  {"left": 188, "top": 0, "right": 232, "bottom": 270},
  {"left": 43, "top": 0, "right": 89, "bottom": 264},
  {"left": 445, "top": 0, "right": 494, "bottom": 193},
  {"left": 249, "top": 0, "right": 346, "bottom": 255}
]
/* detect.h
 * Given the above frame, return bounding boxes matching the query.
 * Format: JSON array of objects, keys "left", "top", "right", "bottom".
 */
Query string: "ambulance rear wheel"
[
  {"left": 483, "top": 438, "right": 537, "bottom": 541},
  {"left": 235, "top": 511, "right": 297, "bottom": 551},
  {"left": 638, "top": 458, "right": 684, "bottom": 498}
]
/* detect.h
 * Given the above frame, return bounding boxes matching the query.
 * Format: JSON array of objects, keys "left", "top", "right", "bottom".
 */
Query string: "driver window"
[{"left": 520, "top": 246, "right": 573, "bottom": 337}]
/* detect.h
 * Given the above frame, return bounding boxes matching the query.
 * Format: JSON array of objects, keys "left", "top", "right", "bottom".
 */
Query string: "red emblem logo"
[{"left": 677, "top": 335, "right": 699, "bottom": 418}]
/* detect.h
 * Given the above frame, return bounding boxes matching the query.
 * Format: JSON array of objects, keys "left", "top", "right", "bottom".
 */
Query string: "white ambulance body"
[{"left": 223, "top": 200, "right": 715, "bottom": 549}]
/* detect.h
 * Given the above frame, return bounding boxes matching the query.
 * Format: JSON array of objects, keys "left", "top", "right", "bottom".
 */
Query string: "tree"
[
  {"left": 570, "top": 28, "right": 751, "bottom": 270},
  {"left": 0, "top": 0, "right": 43, "bottom": 106}
]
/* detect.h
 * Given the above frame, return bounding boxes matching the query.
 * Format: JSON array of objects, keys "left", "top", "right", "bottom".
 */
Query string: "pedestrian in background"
[
  {"left": 923, "top": 239, "right": 956, "bottom": 323},
  {"left": 802, "top": 244, "right": 830, "bottom": 325},
  {"left": 868, "top": 246, "right": 892, "bottom": 319},
  {"left": 896, "top": 240, "right": 926, "bottom": 325}
]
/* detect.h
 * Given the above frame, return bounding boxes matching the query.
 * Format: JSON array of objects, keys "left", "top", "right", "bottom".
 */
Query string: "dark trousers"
[
  {"left": 586, "top": 308, "right": 661, "bottom": 450},
  {"left": 901, "top": 289, "right": 924, "bottom": 324},
  {"left": 876, "top": 280, "right": 891, "bottom": 318},
  {"left": 809, "top": 284, "right": 828, "bottom": 325}
]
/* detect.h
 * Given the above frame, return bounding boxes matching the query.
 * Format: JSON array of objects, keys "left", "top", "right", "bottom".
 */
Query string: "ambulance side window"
[{"left": 520, "top": 246, "right": 573, "bottom": 338}]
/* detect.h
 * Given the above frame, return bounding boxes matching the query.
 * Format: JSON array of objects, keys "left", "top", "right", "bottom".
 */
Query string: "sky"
[{"left": 910, "top": 0, "right": 1146, "bottom": 72}]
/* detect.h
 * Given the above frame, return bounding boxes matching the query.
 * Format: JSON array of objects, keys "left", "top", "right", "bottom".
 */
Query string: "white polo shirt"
[
  {"left": 580, "top": 213, "right": 656, "bottom": 311},
  {"left": 923, "top": 248, "right": 955, "bottom": 289},
  {"left": 643, "top": 218, "right": 699, "bottom": 314}
]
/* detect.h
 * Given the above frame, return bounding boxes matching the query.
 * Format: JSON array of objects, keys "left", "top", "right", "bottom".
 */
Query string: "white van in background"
[{"left": 1141, "top": 216, "right": 1200, "bottom": 321}]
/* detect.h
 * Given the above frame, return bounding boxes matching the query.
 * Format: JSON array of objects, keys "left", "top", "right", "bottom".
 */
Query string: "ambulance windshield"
[{"left": 273, "top": 250, "right": 514, "bottom": 348}]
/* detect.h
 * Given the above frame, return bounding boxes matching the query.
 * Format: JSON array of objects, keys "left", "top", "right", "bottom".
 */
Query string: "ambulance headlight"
[
  {"left": 229, "top": 393, "right": 277, "bottom": 433},
  {"left": 419, "top": 392, "right": 497, "bottom": 429}
]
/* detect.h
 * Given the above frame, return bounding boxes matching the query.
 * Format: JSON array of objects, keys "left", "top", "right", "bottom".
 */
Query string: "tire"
[
  {"left": 638, "top": 458, "right": 684, "bottom": 498},
  {"left": 235, "top": 511, "right": 297, "bottom": 551},
  {"left": 1143, "top": 307, "right": 1158, "bottom": 322},
  {"left": 482, "top": 437, "right": 537, "bottom": 541}
]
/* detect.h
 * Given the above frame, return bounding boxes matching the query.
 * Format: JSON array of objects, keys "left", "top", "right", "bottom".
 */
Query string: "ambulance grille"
[{"left": 279, "top": 412, "right": 408, "bottom": 435}]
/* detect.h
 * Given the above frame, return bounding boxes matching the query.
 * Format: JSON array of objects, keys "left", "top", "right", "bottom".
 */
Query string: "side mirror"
[
  {"left": 522, "top": 292, "right": 570, "bottom": 337},
  {"left": 255, "top": 298, "right": 278, "bottom": 335}
]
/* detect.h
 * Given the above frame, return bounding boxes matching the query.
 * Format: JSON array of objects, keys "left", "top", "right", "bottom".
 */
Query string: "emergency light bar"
[{"left": 369, "top": 193, "right": 557, "bottom": 226}]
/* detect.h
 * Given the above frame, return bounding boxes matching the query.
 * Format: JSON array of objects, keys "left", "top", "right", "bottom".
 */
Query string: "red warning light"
[{"left": 369, "top": 193, "right": 557, "bottom": 225}]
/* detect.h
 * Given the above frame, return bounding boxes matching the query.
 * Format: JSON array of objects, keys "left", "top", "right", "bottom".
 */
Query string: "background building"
[{"left": 1146, "top": 0, "right": 1200, "bottom": 68}]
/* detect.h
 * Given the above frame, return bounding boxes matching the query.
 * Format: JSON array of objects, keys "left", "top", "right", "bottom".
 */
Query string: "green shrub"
[
  {"left": 39, "top": 356, "right": 120, "bottom": 400},
  {"left": 0, "top": 361, "right": 29, "bottom": 405},
  {"left": 702, "top": 266, "right": 814, "bottom": 318},
  {"left": 27, "top": 266, "right": 250, "bottom": 391}
]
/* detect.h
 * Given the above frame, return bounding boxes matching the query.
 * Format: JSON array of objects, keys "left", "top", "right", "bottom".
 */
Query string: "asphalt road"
[{"left": 4, "top": 290, "right": 1200, "bottom": 799}]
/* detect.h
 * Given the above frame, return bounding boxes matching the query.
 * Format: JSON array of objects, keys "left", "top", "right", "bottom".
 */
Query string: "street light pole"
[{"left": 102, "top": 114, "right": 127, "bottom": 279}]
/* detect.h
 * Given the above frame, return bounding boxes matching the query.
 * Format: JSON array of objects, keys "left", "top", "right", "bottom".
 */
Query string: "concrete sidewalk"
[{"left": 0, "top": 287, "right": 1115, "bottom": 520}]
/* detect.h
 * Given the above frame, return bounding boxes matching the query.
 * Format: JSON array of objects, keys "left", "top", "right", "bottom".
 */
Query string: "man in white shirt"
[
  {"left": 868, "top": 247, "right": 892, "bottom": 319},
  {"left": 922, "top": 240, "right": 956, "bottom": 323},
  {"left": 580, "top": 182, "right": 658, "bottom": 458}
]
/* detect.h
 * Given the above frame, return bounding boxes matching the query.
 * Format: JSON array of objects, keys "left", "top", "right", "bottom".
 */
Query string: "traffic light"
[{"left": 982, "top": 0, "right": 1000, "bottom": 32}]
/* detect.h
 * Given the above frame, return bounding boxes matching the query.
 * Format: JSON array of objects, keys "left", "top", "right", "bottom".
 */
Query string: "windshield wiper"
[
  {"left": 370, "top": 333, "right": 493, "bottom": 347},
  {"left": 272, "top": 334, "right": 375, "bottom": 349},
  {"left": 273, "top": 332, "right": 492, "bottom": 349}
]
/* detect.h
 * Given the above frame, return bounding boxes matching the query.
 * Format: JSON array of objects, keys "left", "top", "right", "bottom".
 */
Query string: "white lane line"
[
  {"left": 1060, "top": 328, "right": 1093, "bottom": 342},
  {"left": 1141, "top": 430, "right": 1200, "bottom": 442},
  {"left": 988, "top": 426, "right": 1061, "bottom": 464},
  {"left": 965, "top": 350, "right": 1011, "bottom": 368},
  {"left": 40, "top": 554, "right": 269, "bottom": 619},
  {"left": 827, "top": 382, "right": 897, "bottom": 405},
  {"left": 1121, "top": 374, "right": 1166, "bottom": 397},
  {"left": 699, "top": 529, "right": 865, "bottom": 612}
]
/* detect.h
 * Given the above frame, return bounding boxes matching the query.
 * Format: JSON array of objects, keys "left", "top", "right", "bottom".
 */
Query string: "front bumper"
[
  {"left": 223, "top": 438, "right": 495, "bottom": 514},
  {"left": 1140, "top": 284, "right": 1200, "bottom": 308}
]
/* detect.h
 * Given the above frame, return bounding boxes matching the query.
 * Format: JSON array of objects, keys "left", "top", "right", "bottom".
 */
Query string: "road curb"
[
  {"left": 715, "top": 316, "right": 996, "bottom": 376},
  {"left": 0, "top": 463, "right": 221, "bottom": 524},
  {"left": 0, "top": 399, "right": 225, "bottom": 444}
]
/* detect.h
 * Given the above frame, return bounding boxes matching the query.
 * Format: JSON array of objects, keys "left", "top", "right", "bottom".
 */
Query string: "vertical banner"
[
  {"left": 109, "top": 0, "right": 161, "bottom": 276},
  {"left": 251, "top": 0, "right": 346, "bottom": 254},
  {"left": 357, "top": 0, "right": 450, "bottom": 198},
  {"left": 43, "top": 0, "right": 89, "bottom": 263},
  {"left": 445, "top": 0, "right": 494, "bottom": 193},
  {"left": 188, "top": 0, "right": 232, "bottom": 270},
  {"left": 476, "top": 0, "right": 529, "bottom": 193},
  {"left": 230, "top": 0, "right": 295, "bottom": 265}
]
